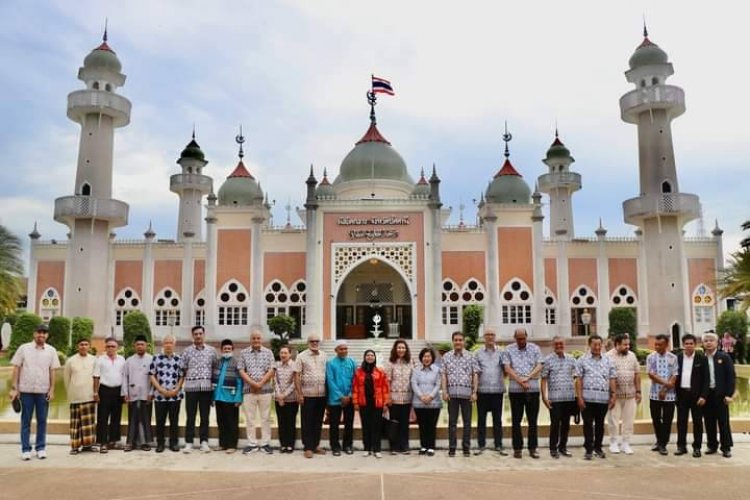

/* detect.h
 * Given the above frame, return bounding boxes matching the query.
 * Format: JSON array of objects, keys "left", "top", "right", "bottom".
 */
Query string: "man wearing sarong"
[
  {"left": 64, "top": 338, "right": 97, "bottom": 454},
  {"left": 122, "top": 335, "right": 154, "bottom": 451}
]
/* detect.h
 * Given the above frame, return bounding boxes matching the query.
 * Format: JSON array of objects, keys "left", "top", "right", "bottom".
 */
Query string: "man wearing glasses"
[
  {"left": 93, "top": 337, "right": 126, "bottom": 453},
  {"left": 295, "top": 334, "right": 328, "bottom": 458}
]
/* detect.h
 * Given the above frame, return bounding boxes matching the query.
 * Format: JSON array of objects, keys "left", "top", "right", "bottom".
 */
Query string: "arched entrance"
[{"left": 334, "top": 259, "right": 412, "bottom": 339}]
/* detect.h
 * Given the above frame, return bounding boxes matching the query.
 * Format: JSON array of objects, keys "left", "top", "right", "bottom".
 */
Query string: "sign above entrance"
[{"left": 337, "top": 215, "right": 410, "bottom": 240}]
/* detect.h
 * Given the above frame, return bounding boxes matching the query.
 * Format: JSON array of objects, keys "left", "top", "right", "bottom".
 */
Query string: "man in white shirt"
[
  {"left": 10, "top": 323, "right": 60, "bottom": 460},
  {"left": 675, "top": 333, "right": 708, "bottom": 457},
  {"left": 93, "top": 337, "right": 126, "bottom": 453}
]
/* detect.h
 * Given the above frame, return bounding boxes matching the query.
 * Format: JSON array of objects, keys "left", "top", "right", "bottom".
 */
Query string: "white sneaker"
[
  {"left": 621, "top": 443, "right": 634, "bottom": 455},
  {"left": 200, "top": 441, "right": 211, "bottom": 453},
  {"left": 609, "top": 441, "right": 620, "bottom": 454},
  {"left": 36, "top": 450, "right": 47, "bottom": 459},
  {"left": 21, "top": 452, "right": 31, "bottom": 461},
  {"left": 374, "top": 452, "right": 382, "bottom": 459},
  {"left": 362, "top": 451, "right": 371, "bottom": 457},
  {"left": 183, "top": 443, "right": 193, "bottom": 454}
]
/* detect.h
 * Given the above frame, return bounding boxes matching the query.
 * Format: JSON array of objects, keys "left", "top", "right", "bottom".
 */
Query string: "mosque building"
[{"left": 26, "top": 28, "right": 725, "bottom": 348}]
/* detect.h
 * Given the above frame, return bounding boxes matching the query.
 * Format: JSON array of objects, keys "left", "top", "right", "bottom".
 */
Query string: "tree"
[
  {"left": 462, "top": 304, "right": 483, "bottom": 349},
  {"left": 47, "top": 315, "right": 71, "bottom": 353},
  {"left": 69, "top": 316, "right": 95, "bottom": 356},
  {"left": 8, "top": 312, "right": 42, "bottom": 358},
  {"left": 716, "top": 310, "right": 749, "bottom": 364},
  {"left": 268, "top": 314, "right": 296, "bottom": 359},
  {"left": 0, "top": 225, "right": 23, "bottom": 318},
  {"left": 609, "top": 308, "right": 637, "bottom": 350},
  {"left": 720, "top": 220, "right": 750, "bottom": 311},
  {"left": 122, "top": 311, "right": 153, "bottom": 357}
]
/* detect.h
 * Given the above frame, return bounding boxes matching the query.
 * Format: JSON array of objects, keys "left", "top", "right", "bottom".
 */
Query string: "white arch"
[
  {"left": 501, "top": 277, "right": 533, "bottom": 303},
  {"left": 570, "top": 284, "right": 598, "bottom": 307},
  {"left": 610, "top": 284, "right": 637, "bottom": 307},
  {"left": 460, "top": 278, "right": 486, "bottom": 303},
  {"left": 154, "top": 287, "right": 181, "bottom": 326},
  {"left": 39, "top": 287, "right": 61, "bottom": 322}
]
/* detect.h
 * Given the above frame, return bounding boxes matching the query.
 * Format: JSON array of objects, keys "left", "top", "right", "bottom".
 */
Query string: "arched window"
[
  {"left": 39, "top": 288, "right": 61, "bottom": 322},
  {"left": 611, "top": 285, "right": 637, "bottom": 307},
  {"left": 154, "top": 288, "right": 181, "bottom": 327},
  {"left": 500, "top": 278, "right": 532, "bottom": 325},
  {"left": 460, "top": 279, "right": 486, "bottom": 304},
  {"left": 441, "top": 279, "right": 461, "bottom": 325},
  {"left": 218, "top": 280, "right": 248, "bottom": 326},
  {"left": 652, "top": 77, "right": 659, "bottom": 85},
  {"left": 544, "top": 288, "right": 557, "bottom": 325},
  {"left": 661, "top": 180, "right": 672, "bottom": 194},
  {"left": 114, "top": 288, "right": 141, "bottom": 326},
  {"left": 194, "top": 291, "right": 205, "bottom": 327},
  {"left": 92, "top": 82, "right": 100, "bottom": 90},
  {"left": 81, "top": 182, "right": 91, "bottom": 196},
  {"left": 692, "top": 284, "right": 715, "bottom": 334},
  {"left": 265, "top": 280, "right": 306, "bottom": 338},
  {"left": 570, "top": 285, "right": 597, "bottom": 336},
  {"left": 105, "top": 83, "right": 112, "bottom": 92}
]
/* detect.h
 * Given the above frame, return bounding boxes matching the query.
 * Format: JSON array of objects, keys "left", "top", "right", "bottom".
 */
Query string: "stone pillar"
[
  {"left": 142, "top": 232, "right": 155, "bottom": 329},
  {"left": 596, "top": 234, "right": 610, "bottom": 336},
  {"left": 204, "top": 214, "right": 218, "bottom": 332},
  {"left": 303, "top": 207, "right": 319, "bottom": 338},
  {"left": 556, "top": 238, "right": 571, "bottom": 337},
  {"left": 249, "top": 217, "right": 264, "bottom": 331},
  {"left": 531, "top": 207, "right": 546, "bottom": 338},
  {"left": 635, "top": 229, "right": 649, "bottom": 337},
  {"left": 431, "top": 207, "right": 443, "bottom": 341},
  {"left": 484, "top": 215, "right": 501, "bottom": 335},
  {"left": 181, "top": 235, "right": 194, "bottom": 339}
]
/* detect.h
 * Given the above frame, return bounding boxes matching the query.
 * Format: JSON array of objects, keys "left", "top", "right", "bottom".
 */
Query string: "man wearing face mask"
[{"left": 212, "top": 339, "right": 243, "bottom": 453}]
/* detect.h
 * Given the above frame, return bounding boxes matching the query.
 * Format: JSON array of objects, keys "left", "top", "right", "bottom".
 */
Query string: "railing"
[
  {"left": 619, "top": 85, "right": 685, "bottom": 122},
  {"left": 67, "top": 90, "right": 131, "bottom": 126},
  {"left": 623, "top": 192, "right": 700, "bottom": 224},
  {"left": 53, "top": 196, "right": 129, "bottom": 226},
  {"left": 537, "top": 171, "right": 582, "bottom": 191},
  {"left": 170, "top": 173, "right": 213, "bottom": 192}
]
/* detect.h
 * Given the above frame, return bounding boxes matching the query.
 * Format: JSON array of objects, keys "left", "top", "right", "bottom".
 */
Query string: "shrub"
[
  {"left": 716, "top": 310, "right": 749, "bottom": 363},
  {"left": 268, "top": 314, "right": 297, "bottom": 359},
  {"left": 8, "top": 312, "right": 42, "bottom": 358},
  {"left": 431, "top": 341, "right": 453, "bottom": 355},
  {"left": 69, "top": 317, "right": 95, "bottom": 356},
  {"left": 462, "top": 304, "right": 483, "bottom": 348},
  {"left": 609, "top": 308, "right": 637, "bottom": 350},
  {"left": 635, "top": 347, "right": 653, "bottom": 365},
  {"left": 47, "top": 316, "right": 71, "bottom": 353},
  {"left": 57, "top": 351, "right": 68, "bottom": 366},
  {"left": 122, "top": 311, "right": 153, "bottom": 357},
  {"left": 569, "top": 349, "right": 585, "bottom": 359}
]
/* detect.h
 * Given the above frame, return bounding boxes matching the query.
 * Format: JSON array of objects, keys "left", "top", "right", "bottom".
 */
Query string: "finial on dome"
[
  {"left": 144, "top": 220, "right": 156, "bottom": 239},
  {"left": 596, "top": 217, "right": 607, "bottom": 237},
  {"left": 367, "top": 90, "right": 377, "bottom": 125},
  {"left": 502, "top": 121, "right": 512, "bottom": 159},
  {"left": 235, "top": 125, "right": 245, "bottom": 160},
  {"left": 643, "top": 15, "right": 648, "bottom": 38},
  {"left": 29, "top": 221, "right": 41, "bottom": 240},
  {"left": 103, "top": 18, "right": 108, "bottom": 42},
  {"left": 192, "top": 123, "right": 196, "bottom": 141}
]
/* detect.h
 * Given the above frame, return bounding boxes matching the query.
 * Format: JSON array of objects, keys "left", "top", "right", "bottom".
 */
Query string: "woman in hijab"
[{"left": 352, "top": 349, "right": 390, "bottom": 458}]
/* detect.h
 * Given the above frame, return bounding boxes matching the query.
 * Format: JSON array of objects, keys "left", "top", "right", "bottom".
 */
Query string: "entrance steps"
[{"left": 320, "top": 338, "right": 431, "bottom": 364}]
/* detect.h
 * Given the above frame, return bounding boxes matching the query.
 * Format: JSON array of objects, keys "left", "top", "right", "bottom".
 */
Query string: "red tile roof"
[
  {"left": 495, "top": 159, "right": 522, "bottom": 177},
  {"left": 227, "top": 161, "right": 254, "bottom": 179},
  {"left": 356, "top": 123, "right": 391, "bottom": 145}
]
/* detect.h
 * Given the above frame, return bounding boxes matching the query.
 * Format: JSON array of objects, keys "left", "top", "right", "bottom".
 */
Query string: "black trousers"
[
  {"left": 328, "top": 403, "right": 354, "bottom": 451},
  {"left": 184, "top": 390, "right": 212, "bottom": 444},
  {"left": 414, "top": 408, "right": 440, "bottom": 450},
  {"left": 388, "top": 403, "right": 411, "bottom": 452},
  {"left": 275, "top": 401, "right": 299, "bottom": 449},
  {"left": 215, "top": 401, "right": 239, "bottom": 449},
  {"left": 676, "top": 389, "right": 703, "bottom": 450},
  {"left": 126, "top": 400, "right": 153, "bottom": 446},
  {"left": 549, "top": 400, "right": 576, "bottom": 452},
  {"left": 96, "top": 385, "right": 123, "bottom": 444},
  {"left": 582, "top": 402, "right": 608, "bottom": 453},
  {"left": 301, "top": 396, "right": 327, "bottom": 451},
  {"left": 360, "top": 404, "right": 383, "bottom": 452},
  {"left": 509, "top": 392, "right": 540, "bottom": 451},
  {"left": 447, "top": 397, "right": 472, "bottom": 451},
  {"left": 650, "top": 399, "right": 675, "bottom": 447},
  {"left": 154, "top": 400, "right": 180, "bottom": 447},
  {"left": 704, "top": 390, "right": 733, "bottom": 452},
  {"left": 476, "top": 393, "right": 504, "bottom": 449}
]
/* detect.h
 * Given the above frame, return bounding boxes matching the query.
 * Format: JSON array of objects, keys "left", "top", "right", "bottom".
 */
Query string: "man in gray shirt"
[
  {"left": 473, "top": 329, "right": 507, "bottom": 455},
  {"left": 122, "top": 335, "right": 154, "bottom": 451}
]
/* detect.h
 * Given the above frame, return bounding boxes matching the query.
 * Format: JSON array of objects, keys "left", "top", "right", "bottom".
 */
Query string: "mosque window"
[
  {"left": 500, "top": 279, "right": 532, "bottom": 325},
  {"left": 652, "top": 77, "right": 659, "bottom": 85},
  {"left": 544, "top": 288, "right": 556, "bottom": 325},
  {"left": 92, "top": 82, "right": 100, "bottom": 90},
  {"left": 661, "top": 181, "right": 672, "bottom": 193},
  {"left": 39, "top": 288, "right": 61, "bottom": 323},
  {"left": 105, "top": 84, "right": 112, "bottom": 92},
  {"left": 193, "top": 292, "right": 205, "bottom": 327},
  {"left": 441, "top": 278, "right": 485, "bottom": 326},
  {"left": 81, "top": 183, "right": 91, "bottom": 196},
  {"left": 218, "top": 280, "right": 248, "bottom": 326},
  {"left": 692, "top": 284, "right": 715, "bottom": 334},
  {"left": 570, "top": 285, "right": 597, "bottom": 336},
  {"left": 265, "top": 280, "right": 306, "bottom": 337},
  {"left": 114, "top": 287, "right": 141, "bottom": 326},
  {"left": 154, "top": 288, "right": 181, "bottom": 327}
]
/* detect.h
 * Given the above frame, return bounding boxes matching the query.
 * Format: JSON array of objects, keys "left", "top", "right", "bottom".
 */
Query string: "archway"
[{"left": 334, "top": 258, "right": 412, "bottom": 339}]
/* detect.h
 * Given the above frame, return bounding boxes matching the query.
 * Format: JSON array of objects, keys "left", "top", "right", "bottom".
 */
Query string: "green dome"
[
  {"left": 315, "top": 170, "right": 336, "bottom": 199},
  {"left": 485, "top": 160, "right": 531, "bottom": 204},
  {"left": 333, "top": 123, "right": 413, "bottom": 185},
  {"left": 179, "top": 139, "right": 205, "bottom": 162},
  {"left": 628, "top": 38, "right": 668, "bottom": 69},
  {"left": 83, "top": 42, "right": 122, "bottom": 73},
  {"left": 217, "top": 161, "right": 264, "bottom": 206},
  {"left": 545, "top": 137, "right": 571, "bottom": 160}
]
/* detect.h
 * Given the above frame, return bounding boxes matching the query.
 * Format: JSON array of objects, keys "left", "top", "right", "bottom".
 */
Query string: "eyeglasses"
[
  {"left": 106, "top": 345, "right": 118, "bottom": 348},
  {"left": 309, "top": 340, "right": 320, "bottom": 344}
]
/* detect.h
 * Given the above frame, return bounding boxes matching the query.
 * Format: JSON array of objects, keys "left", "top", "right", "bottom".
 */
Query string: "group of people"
[{"left": 9, "top": 323, "right": 737, "bottom": 461}]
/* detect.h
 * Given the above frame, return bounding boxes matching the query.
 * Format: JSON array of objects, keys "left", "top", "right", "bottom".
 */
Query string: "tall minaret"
[
  {"left": 54, "top": 29, "right": 131, "bottom": 337},
  {"left": 170, "top": 132, "right": 212, "bottom": 240},
  {"left": 620, "top": 27, "right": 700, "bottom": 340},
  {"left": 537, "top": 130, "right": 581, "bottom": 239}
]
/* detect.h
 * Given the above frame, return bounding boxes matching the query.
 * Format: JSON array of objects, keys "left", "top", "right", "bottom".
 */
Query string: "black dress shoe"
[
  {"left": 529, "top": 449, "right": 540, "bottom": 459},
  {"left": 593, "top": 449, "right": 606, "bottom": 459},
  {"left": 692, "top": 449, "right": 702, "bottom": 458},
  {"left": 448, "top": 449, "right": 456, "bottom": 457},
  {"left": 344, "top": 447, "right": 354, "bottom": 455},
  {"left": 513, "top": 449, "right": 523, "bottom": 459},
  {"left": 559, "top": 449, "right": 573, "bottom": 457},
  {"left": 674, "top": 448, "right": 688, "bottom": 456},
  {"left": 705, "top": 448, "right": 718, "bottom": 455},
  {"left": 550, "top": 450, "right": 560, "bottom": 459},
  {"left": 170, "top": 445, "right": 180, "bottom": 452},
  {"left": 651, "top": 443, "right": 660, "bottom": 452},
  {"left": 332, "top": 449, "right": 341, "bottom": 457},
  {"left": 156, "top": 444, "right": 165, "bottom": 453},
  {"left": 495, "top": 446, "right": 508, "bottom": 456},
  {"left": 722, "top": 450, "right": 732, "bottom": 458},
  {"left": 658, "top": 446, "right": 668, "bottom": 456},
  {"left": 463, "top": 449, "right": 471, "bottom": 457},
  {"left": 584, "top": 452, "right": 593, "bottom": 460}
]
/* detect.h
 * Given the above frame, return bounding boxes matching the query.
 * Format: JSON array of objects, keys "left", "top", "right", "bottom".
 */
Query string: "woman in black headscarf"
[{"left": 352, "top": 349, "right": 390, "bottom": 458}]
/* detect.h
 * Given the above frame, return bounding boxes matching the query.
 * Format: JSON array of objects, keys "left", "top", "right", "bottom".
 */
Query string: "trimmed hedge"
[
  {"left": 8, "top": 312, "right": 42, "bottom": 358},
  {"left": 122, "top": 311, "right": 153, "bottom": 357},
  {"left": 69, "top": 317, "right": 95, "bottom": 356},
  {"left": 47, "top": 316, "right": 71, "bottom": 353}
]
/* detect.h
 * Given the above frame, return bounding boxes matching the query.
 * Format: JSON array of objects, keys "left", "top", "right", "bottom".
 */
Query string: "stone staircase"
[{"left": 320, "top": 338, "right": 431, "bottom": 364}]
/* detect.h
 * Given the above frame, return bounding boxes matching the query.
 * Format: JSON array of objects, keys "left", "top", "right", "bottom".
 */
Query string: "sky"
[{"left": 0, "top": 0, "right": 748, "bottom": 272}]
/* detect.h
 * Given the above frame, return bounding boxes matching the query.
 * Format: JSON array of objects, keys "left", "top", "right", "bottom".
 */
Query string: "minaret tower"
[
  {"left": 537, "top": 130, "right": 581, "bottom": 238},
  {"left": 170, "top": 131, "right": 212, "bottom": 240},
  {"left": 54, "top": 29, "right": 131, "bottom": 336},
  {"left": 620, "top": 26, "right": 700, "bottom": 340}
]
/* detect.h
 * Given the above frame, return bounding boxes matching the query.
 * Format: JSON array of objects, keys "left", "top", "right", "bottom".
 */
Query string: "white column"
[
  {"left": 105, "top": 234, "right": 116, "bottom": 339},
  {"left": 531, "top": 215, "right": 546, "bottom": 338},
  {"left": 556, "top": 239, "right": 571, "bottom": 337},
  {"left": 679, "top": 235, "right": 693, "bottom": 338},
  {"left": 27, "top": 240, "right": 39, "bottom": 315},
  {"left": 596, "top": 238, "right": 610, "bottom": 336},
  {"left": 635, "top": 230, "right": 649, "bottom": 337},
  {"left": 484, "top": 215, "right": 501, "bottom": 335},
  {"left": 431, "top": 207, "right": 444, "bottom": 341},
  {"left": 181, "top": 238, "right": 194, "bottom": 339},
  {"left": 142, "top": 237, "right": 155, "bottom": 327},
  {"left": 204, "top": 217, "right": 218, "bottom": 332},
  {"left": 714, "top": 229, "right": 726, "bottom": 314},
  {"left": 303, "top": 208, "right": 319, "bottom": 338},
  {"left": 250, "top": 216, "right": 264, "bottom": 331}
]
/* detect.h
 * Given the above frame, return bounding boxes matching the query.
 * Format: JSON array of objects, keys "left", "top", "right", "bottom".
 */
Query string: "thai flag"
[{"left": 371, "top": 76, "right": 395, "bottom": 95}]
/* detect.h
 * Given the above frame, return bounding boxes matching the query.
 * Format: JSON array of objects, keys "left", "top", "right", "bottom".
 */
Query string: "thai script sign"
[{"left": 337, "top": 215, "right": 410, "bottom": 240}]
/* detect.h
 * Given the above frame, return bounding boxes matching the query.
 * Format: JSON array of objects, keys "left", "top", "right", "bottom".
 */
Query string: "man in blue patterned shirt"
[
  {"left": 149, "top": 335, "right": 184, "bottom": 453},
  {"left": 503, "top": 328, "right": 543, "bottom": 459},
  {"left": 473, "top": 329, "right": 507, "bottom": 456},
  {"left": 180, "top": 326, "right": 218, "bottom": 453},
  {"left": 646, "top": 334, "right": 678, "bottom": 455},
  {"left": 541, "top": 336, "right": 577, "bottom": 458},
  {"left": 440, "top": 331, "right": 478, "bottom": 457},
  {"left": 576, "top": 335, "right": 616, "bottom": 460}
]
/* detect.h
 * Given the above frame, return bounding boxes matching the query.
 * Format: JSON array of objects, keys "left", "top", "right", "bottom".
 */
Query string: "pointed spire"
[
  {"left": 306, "top": 164, "right": 317, "bottom": 184},
  {"left": 712, "top": 218, "right": 724, "bottom": 237},
  {"left": 29, "top": 221, "right": 40, "bottom": 240},
  {"left": 319, "top": 167, "right": 331, "bottom": 186},
  {"left": 144, "top": 220, "right": 156, "bottom": 239},
  {"left": 192, "top": 124, "right": 196, "bottom": 141},
  {"left": 235, "top": 125, "right": 245, "bottom": 160},
  {"left": 429, "top": 163, "right": 440, "bottom": 182},
  {"left": 596, "top": 217, "right": 607, "bottom": 237},
  {"left": 643, "top": 14, "right": 648, "bottom": 38},
  {"left": 502, "top": 121, "right": 512, "bottom": 159},
  {"left": 416, "top": 167, "right": 428, "bottom": 185}
]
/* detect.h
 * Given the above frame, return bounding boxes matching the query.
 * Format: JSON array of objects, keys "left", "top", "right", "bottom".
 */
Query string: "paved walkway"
[{"left": 0, "top": 442, "right": 747, "bottom": 499}]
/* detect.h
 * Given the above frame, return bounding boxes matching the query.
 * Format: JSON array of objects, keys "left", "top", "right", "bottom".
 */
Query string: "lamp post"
[{"left": 581, "top": 308, "right": 592, "bottom": 336}]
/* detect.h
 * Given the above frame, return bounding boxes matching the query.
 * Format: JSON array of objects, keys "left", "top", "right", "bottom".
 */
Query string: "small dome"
[
  {"left": 315, "top": 169, "right": 336, "bottom": 199},
  {"left": 217, "top": 161, "right": 264, "bottom": 206},
  {"left": 486, "top": 159, "right": 531, "bottom": 204},
  {"left": 628, "top": 37, "right": 668, "bottom": 70},
  {"left": 334, "top": 123, "right": 413, "bottom": 185},
  {"left": 83, "top": 41, "right": 122, "bottom": 73},
  {"left": 546, "top": 137, "right": 571, "bottom": 160},
  {"left": 411, "top": 169, "right": 430, "bottom": 197},
  {"left": 179, "top": 138, "right": 205, "bottom": 162}
]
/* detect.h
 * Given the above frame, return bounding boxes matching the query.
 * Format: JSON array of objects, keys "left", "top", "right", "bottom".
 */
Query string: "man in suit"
[
  {"left": 674, "top": 334, "right": 708, "bottom": 457},
  {"left": 701, "top": 332, "right": 736, "bottom": 458}
]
